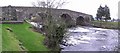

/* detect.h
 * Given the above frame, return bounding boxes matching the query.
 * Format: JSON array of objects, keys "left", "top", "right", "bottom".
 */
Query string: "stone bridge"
[{"left": 1, "top": 5, "right": 93, "bottom": 25}]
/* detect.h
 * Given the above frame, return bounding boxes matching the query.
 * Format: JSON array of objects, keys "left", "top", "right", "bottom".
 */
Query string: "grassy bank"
[
  {"left": 2, "top": 22, "right": 49, "bottom": 51},
  {"left": 0, "top": 24, "right": 2, "bottom": 52},
  {"left": 91, "top": 21, "right": 119, "bottom": 29}
]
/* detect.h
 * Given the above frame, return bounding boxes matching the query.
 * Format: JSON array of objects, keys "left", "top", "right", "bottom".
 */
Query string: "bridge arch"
[
  {"left": 76, "top": 16, "right": 85, "bottom": 25},
  {"left": 60, "top": 13, "right": 75, "bottom": 27},
  {"left": 60, "top": 14, "right": 72, "bottom": 19}
]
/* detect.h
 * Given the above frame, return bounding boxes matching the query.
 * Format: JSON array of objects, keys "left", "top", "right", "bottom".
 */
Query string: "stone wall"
[{"left": 2, "top": 21, "right": 23, "bottom": 24}]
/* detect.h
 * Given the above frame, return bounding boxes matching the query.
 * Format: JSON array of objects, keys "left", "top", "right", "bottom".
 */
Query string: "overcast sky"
[{"left": 0, "top": 0, "right": 120, "bottom": 19}]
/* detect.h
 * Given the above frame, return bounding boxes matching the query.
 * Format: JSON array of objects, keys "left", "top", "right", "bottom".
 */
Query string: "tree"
[
  {"left": 32, "top": 0, "right": 67, "bottom": 9},
  {"left": 32, "top": 0, "right": 68, "bottom": 51},
  {"left": 104, "top": 5, "right": 111, "bottom": 21},
  {"left": 96, "top": 5, "right": 103, "bottom": 21},
  {"left": 96, "top": 5, "right": 111, "bottom": 27},
  {"left": 96, "top": 5, "right": 111, "bottom": 21}
]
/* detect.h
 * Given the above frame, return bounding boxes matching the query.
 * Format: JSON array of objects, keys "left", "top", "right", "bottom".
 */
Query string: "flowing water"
[
  {"left": 29, "top": 22, "right": 119, "bottom": 51},
  {"left": 61, "top": 26, "right": 119, "bottom": 51}
]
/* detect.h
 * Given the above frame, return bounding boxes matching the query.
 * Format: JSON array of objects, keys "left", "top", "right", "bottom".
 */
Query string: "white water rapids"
[
  {"left": 28, "top": 22, "right": 119, "bottom": 51},
  {"left": 61, "top": 26, "right": 119, "bottom": 51}
]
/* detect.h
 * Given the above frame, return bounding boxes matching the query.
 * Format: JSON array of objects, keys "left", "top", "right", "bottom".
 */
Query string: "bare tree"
[
  {"left": 31, "top": 0, "right": 68, "bottom": 51},
  {"left": 31, "top": 0, "right": 68, "bottom": 25},
  {"left": 32, "top": 0, "right": 67, "bottom": 9}
]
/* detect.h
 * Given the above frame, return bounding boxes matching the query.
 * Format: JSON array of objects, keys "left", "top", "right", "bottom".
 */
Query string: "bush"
[{"left": 42, "top": 15, "right": 67, "bottom": 51}]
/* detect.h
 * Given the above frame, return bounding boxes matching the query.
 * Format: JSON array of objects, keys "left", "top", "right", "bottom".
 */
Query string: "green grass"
[
  {"left": 0, "top": 24, "right": 2, "bottom": 52},
  {"left": 91, "top": 20, "right": 119, "bottom": 29},
  {"left": 2, "top": 22, "right": 49, "bottom": 51}
]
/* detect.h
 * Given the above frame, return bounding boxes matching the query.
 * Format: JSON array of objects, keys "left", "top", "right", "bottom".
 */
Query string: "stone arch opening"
[
  {"left": 61, "top": 14, "right": 72, "bottom": 20},
  {"left": 76, "top": 16, "right": 85, "bottom": 25},
  {"left": 61, "top": 14, "right": 75, "bottom": 27}
]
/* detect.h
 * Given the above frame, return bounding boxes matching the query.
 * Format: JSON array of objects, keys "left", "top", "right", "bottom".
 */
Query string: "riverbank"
[
  {"left": 2, "top": 22, "right": 49, "bottom": 51},
  {"left": 0, "top": 24, "right": 1, "bottom": 53},
  {"left": 91, "top": 21, "right": 119, "bottom": 29}
]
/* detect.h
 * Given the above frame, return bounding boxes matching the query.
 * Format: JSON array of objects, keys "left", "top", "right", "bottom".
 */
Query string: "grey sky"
[{"left": 0, "top": 0, "right": 119, "bottom": 19}]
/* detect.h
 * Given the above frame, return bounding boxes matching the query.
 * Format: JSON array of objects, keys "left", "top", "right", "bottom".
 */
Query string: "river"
[
  {"left": 60, "top": 26, "right": 118, "bottom": 51},
  {"left": 29, "top": 22, "right": 119, "bottom": 51}
]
